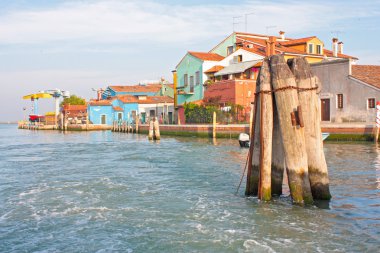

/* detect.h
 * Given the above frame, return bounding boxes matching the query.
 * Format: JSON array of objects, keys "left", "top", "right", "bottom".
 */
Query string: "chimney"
[
  {"left": 266, "top": 36, "right": 276, "bottom": 56},
  {"left": 338, "top": 42, "right": 344, "bottom": 54},
  {"left": 332, "top": 38, "right": 338, "bottom": 57},
  {"left": 279, "top": 31, "right": 285, "bottom": 41},
  {"left": 97, "top": 89, "right": 103, "bottom": 101}
]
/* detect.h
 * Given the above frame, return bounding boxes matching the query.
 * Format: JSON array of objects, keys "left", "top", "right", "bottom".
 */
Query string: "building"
[
  {"left": 174, "top": 31, "right": 357, "bottom": 119},
  {"left": 62, "top": 104, "right": 87, "bottom": 124},
  {"left": 88, "top": 95, "right": 174, "bottom": 125},
  {"left": 311, "top": 59, "right": 380, "bottom": 122}
]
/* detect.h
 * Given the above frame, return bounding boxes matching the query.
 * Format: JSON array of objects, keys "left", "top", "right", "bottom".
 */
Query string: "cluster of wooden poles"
[
  {"left": 245, "top": 55, "right": 331, "bottom": 204},
  {"left": 112, "top": 119, "right": 139, "bottom": 133},
  {"left": 112, "top": 116, "right": 161, "bottom": 141}
]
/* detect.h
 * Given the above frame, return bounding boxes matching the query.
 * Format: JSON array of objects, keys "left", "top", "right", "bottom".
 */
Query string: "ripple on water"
[{"left": 0, "top": 126, "right": 379, "bottom": 252}]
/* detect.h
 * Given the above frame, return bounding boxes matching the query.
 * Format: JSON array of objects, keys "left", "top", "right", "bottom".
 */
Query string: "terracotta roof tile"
[
  {"left": 62, "top": 104, "right": 87, "bottom": 111},
  {"left": 113, "top": 106, "right": 123, "bottom": 111},
  {"left": 278, "top": 36, "right": 316, "bottom": 46},
  {"left": 323, "top": 49, "right": 358, "bottom": 60},
  {"left": 205, "top": 65, "right": 225, "bottom": 73},
  {"left": 89, "top": 99, "right": 113, "bottom": 106},
  {"left": 141, "top": 96, "right": 174, "bottom": 104},
  {"left": 188, "top": 51, "right": 224, "bottom": 61},
  {"left": 351, "top": 65, "right": 380, "bottom": 89},
  {"left": 110, "top": 84, "right": 161, "bottom": 93}
]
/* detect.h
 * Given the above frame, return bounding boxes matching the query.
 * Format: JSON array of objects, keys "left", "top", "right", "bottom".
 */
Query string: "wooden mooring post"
[
  {"left": 288, "top": 57, "right": 331, "bottom": 200},
  {"left": 246, "top": 55, "right": 330, "bottom": 205}
]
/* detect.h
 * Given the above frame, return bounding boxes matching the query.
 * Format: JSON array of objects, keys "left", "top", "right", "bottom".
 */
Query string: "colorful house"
[
  {"left": 176, "top": 51, "right": 224, "bottom": 105},
  {"left": 101, "top": 84, "right": 162, "bottom": 99},
  {"left": 88, "top": 95, "right": 174, "bottom": 125}
]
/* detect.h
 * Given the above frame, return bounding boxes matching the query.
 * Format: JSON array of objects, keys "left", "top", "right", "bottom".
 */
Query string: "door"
[
  {"left": 321, "top": 99, "right": 330, "bottom": 121},
  {"left": 141, "top": 112, "right": 146, "bottom": 123},
  {"left": 117, "top": 112, "right": 123, "bottom": 121},
  {"left": 101, "top": 115, "right": 106, "bottom": 124},
  {"left": 168, "top": 112, "right": 173, "bottom": 124}
]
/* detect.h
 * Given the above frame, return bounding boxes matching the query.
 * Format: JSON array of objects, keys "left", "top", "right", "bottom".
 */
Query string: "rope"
[
  {"left": 254, "top": 85, "right": 318, "bottom": 96},
  {"left": 235, "top": 149, "right": 250, "bottom": 195}
]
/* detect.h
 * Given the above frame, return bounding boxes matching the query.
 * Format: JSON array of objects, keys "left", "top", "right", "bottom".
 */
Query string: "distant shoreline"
[{"left": 0, "top": 122, "right": 17, "bottom": 124}]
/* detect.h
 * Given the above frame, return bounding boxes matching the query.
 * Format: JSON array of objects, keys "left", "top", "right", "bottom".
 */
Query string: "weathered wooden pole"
[
  {"left": 271, "top": 104, "right": 285, "bottom": 196},
  {"left": 153, "top": 116, "right": 161, "bottom": 140},
  {"left": 136, "top": 115, "right": 139, "bottom": 133},
  {"left": 270, "top": 54, "right": 313, "bottom": 204},
  {"left": 375, "top": 101, "right": 380, "bottom": 143},
  {"left": 288, "top": 57, "right": 331, "bottom": 200},
  {"left": 245, "top": 77, "right": 261, "bottom": 196},
  {"left": 249, "top": 103, "right": 254, "bottom": 136},
  {"left": 213, "top": 111, "right": 216, "bottom": 138},
  {"left": 148, "top": 119, "right": 154, "bottom": 140},
  {"left": 257, "top": 58, "right": 273, "bottom": 201}
]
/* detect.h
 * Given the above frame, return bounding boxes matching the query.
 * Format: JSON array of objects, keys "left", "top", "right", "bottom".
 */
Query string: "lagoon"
[{"left": 0, "top": 124, "right": 379, "bottom": 252}]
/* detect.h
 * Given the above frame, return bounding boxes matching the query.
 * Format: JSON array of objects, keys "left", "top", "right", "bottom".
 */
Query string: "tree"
[{"left": 60, "top": 95, "right": 86, "bottom": 106}]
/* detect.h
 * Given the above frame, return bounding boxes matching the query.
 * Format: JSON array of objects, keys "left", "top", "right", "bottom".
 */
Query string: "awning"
[
  {"left": 23, "top": 93, "right": 52, "bottom": 100},
  {"left": 214, "top": 60, "right": 262, "bottom": 76}
]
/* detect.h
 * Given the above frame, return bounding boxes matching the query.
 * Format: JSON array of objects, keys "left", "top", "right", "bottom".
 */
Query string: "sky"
[{"left": 0, "top": 0, "right": 379, "bottom": 122}]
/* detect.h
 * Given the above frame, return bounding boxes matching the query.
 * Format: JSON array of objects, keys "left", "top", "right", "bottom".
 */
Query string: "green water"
[{"left": 0, "top": 124, "right": 379, "bottom": 252}]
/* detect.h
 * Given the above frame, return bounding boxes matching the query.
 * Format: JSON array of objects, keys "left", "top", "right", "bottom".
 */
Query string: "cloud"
[{"left": 0, "top": 0, "right": 378, "bottom": 47}]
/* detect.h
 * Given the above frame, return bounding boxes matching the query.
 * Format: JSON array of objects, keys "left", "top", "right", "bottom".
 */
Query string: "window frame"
[
  {"left": 308, "top": 43, "right": 314, "bottom": 54},
  {"left": 316, "top": 44, "right": 322, "bottom": 55},
  {"left": 367, "top": 98, "right": 376, "bottom": 109},
  {"left": 337, "top": 94, "right": 344, "bottom": 109},
  {"left": 195, "top": 71, "right": 200, "bottom": 85},
  {"left": 189, "top": 76, "right": 194, "bottom": 93},
  {"left": 184, "top": 74, "right": 188, "bottom": 87},
  {"left": 227, "top": 46, "right": 233, "bottom": 56}
]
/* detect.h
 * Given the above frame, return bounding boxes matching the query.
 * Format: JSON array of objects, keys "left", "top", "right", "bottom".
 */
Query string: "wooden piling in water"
[
  {"left": 270, "top": 54, "right": 313, "bottom": 204},
  {"left": 257, "top": 59, "right": 273, "bottom": 201},
  {"left": 148, "top": 120, "right": 154, "bottom": 140},
  {"left": 154, "top": 117, "right": 160, "bottom": 140},
  {"left": 288, "top": 57, "right": 331, "bottom": 200},
  {"left": 136, "top": 116, "right": 139, "bottom": 134},
  {"left": 271, "top": 104, "right": 285, "bottom": 196},
  {"left": 213, "top": 111, "right": 216, "bottom": 139}
]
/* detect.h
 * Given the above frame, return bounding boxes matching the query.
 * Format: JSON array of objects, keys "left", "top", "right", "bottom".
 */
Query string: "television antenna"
[
  {"left": 232, "top": 16, "right": 242, "bottom": 31},
  {"left": 244, "top": 12, "right": 255, "bottom": 32},
  {"left": 265, "top": 25, "right": 277, "bottom": 35}
]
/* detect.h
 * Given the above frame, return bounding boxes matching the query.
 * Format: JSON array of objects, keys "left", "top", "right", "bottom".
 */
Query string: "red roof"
[
  {"left": 117, "top": 95, "right": 173, "bottom": 104},
  {"left": 109, "top": 84, "right": 161, "bottom": 93},
  {"left": 205, "top": 65, "right": 225, "bottom": 73},
  {"left": 62, "top": 104, "right": 87, "bottom": 111},
  {"left": 278, "top": 36, "right": 316, "bottom": 46},
  {"left": 113, "top": 106, "right": 123, "bottom": 111},
  {"left": 351, "top": 65, "right": 380, "bottom": 89},
  {"left": 323, "top": 49, "right": 358, "bottom": 60},
  {"left": 89, "top": 99, "right": 112, "bottom": 106},
  {"left": 188, "top": 51, "right": 224, "bottom": 61}
]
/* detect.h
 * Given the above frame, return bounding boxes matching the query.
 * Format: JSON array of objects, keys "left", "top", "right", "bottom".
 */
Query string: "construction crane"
[{"left": 23, "top": 89, "right": 70, "bottom": 126}]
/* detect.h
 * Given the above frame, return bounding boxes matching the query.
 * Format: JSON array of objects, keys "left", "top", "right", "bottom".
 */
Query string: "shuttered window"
[
  {"left": 337, "top": 94, "right": 343, "bottom": 109},
  {"left": 368, "top": 98, "right": 375, "bottom": 109}
]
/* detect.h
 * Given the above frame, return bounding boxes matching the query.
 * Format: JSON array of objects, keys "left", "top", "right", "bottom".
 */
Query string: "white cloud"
[{"left": 0, "top": 0, "right": 378, "bottom": 46}]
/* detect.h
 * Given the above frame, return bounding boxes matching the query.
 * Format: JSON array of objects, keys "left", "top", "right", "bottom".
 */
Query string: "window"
[
  {"left": 195, "top": 71, "right": 200, "bottom": 85},
  {"left": 237, "top": 55, "right": 243, "bottom": 62},
  {"left": 227, "top": 46, "right": 233, "bottom": 55},
  {"left": 316, "top": 45, "right": 322, "bottom": 55},
  {"left": 190, "top": 76, "right": 194, "bottom": 93},
  {"left": 308, "top": 43, "right": 314, "bottom": 54},
  {"left": 184, "top": 74, "right": 188, "bottom": 87},
  {"left": 368, "top": 98, "right": 376, "bottom": 109},
  {"left": 117, "top": 112, "right": 123, "bottom": 121},
  {"left": 337, "top": 94, "right": 343, "bottom": 109}
]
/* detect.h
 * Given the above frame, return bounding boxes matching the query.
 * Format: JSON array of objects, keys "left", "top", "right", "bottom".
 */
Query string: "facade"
[
  {"left": 88, "top": 95, "right": 174, "bottom": 125},
  {"left": 176, "top": 51, "right": 224, "bottom": 105},
  {"left": 311, "top": 59, "right": 380, "bottom": 122},
  {"left": 62, "top": 104, "right": 87, "bottom": 124},
  {"left": 174, "top": 31, "right": 357, "bottom": 110}
]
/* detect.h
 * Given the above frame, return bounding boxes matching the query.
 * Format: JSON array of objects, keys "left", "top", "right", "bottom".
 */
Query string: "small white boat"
[
  {"left": 238, "top": 132, "right": 330, "bottom": 147},
  {"left": 322, "top": 133, "right": 330, "bottom": 141},
  {"left": 238, "top": 133, "right": 250, "bottom": 148}
]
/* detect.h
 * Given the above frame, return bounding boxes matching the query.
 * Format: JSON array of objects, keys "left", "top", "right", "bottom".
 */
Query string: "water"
[{"left": 0, "top": 124, "right": 379, "bottom": 252}]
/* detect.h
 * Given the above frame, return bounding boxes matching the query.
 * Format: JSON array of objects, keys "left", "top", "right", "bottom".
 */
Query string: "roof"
[
  {"left": 215, "top": 60, "right": 262, "bottom": 76},
  {"left": 278, "top": 36, "right": 316, "bottom": 46},
  {"left": 117, "top": 95, "right": 173, "bottom": 104},
  {"left": 109, "top": 84, "right": 161, "bottom": 93},
  {"left": 62, "top": 104, "right": 87, "bottom": 111},
  {"left": 164, "top": 83, "right": 174, "bottom": 89},
  {"left": 188, "top": 51, "right": 224, "bottom": 61},
  {"left": 113, "top": 106, "right": 123, "bottom": 111},
  {"left": 204, "top": 65, "right": 225, "bottom": 73},
  {"left": 351, "top": 65, "right": 380, "bottom": 89},
  {"left": 88, "top": 99, "right": 113, "bottom": 106},
  {"left": 323, "top": 49, "right": 358, "bottom": 60}
]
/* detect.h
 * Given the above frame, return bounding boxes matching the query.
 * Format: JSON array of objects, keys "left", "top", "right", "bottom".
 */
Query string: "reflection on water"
[{"left": 0, "top": 124, "right": 379, "bottom": 252}]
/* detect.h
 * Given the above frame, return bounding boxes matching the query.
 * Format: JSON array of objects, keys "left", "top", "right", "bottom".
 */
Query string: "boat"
[
  {"left": 322, "top": 133, "right": 330, "bottom": 141},
  {"left": 238, "top": 133, "right": 250, "bottom": 148},
  {"left": 239, "top": 132, "right": 330, "bottom": 148}
]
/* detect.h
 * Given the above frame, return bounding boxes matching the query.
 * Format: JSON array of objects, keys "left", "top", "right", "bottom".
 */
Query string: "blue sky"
[{"left": 0, "top": 0, "right": 379, "bottom": 121}]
